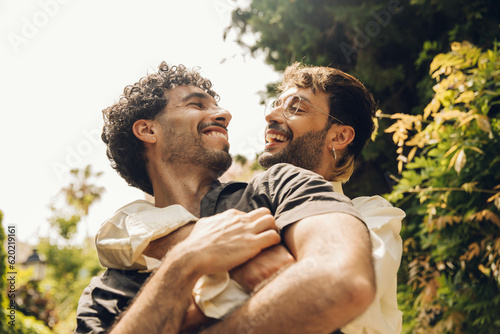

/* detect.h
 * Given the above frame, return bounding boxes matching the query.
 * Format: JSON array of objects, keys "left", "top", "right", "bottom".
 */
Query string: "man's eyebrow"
[
  {"left": 297, "top": 95, "right": 313, "bottom": 104},
  {"left": 181, "top": 92, "right": 216, "bottom": 104},
  {"left": 279, "top": 94, "right": 312, "bottom": 104}
]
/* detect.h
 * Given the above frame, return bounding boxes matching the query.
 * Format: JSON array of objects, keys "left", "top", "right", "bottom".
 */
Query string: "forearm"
[
  {"left": 180, "top": 296, "right": 214, "bottom": 333},
  {"left": 143, "top": 223, "right": 195, "bottom": 260},
  {"left": 110, "top": 246, "right": 201, "bottom": 334},
  {"left": 202, "top": 257, "right": 368, "bottom": 333},
  {"left": 202, "top": 213, "right": 376, "bottom": 334}
]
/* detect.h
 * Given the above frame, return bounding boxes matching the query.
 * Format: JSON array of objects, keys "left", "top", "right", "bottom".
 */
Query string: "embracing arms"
[
  {"left": 109, "top": 208, "right": 280, "bottom": 334},
  {"left": 201, "top": 212, "right": 376, "bottom": 334}
]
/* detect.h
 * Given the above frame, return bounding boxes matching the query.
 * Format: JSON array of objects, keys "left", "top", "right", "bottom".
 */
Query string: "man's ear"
[
  {"left": 328, "top": 124, "right": 355, "bottom": 150},
  {"left": 132, "top": 119, "right": 157, "bottom": 143}
]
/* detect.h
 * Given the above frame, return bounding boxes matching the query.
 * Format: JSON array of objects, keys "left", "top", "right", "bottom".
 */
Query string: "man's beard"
[
  {"left": 162, "top": 123, "right": 232, "bottom": 176},
  {"left": 259, "top": 126, "right": 329, "bottom": 172}
]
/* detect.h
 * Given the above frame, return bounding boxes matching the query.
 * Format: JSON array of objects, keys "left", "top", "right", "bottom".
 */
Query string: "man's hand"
[
  {"left": 230, "top": 244, "right": 295, "bottom": 292},
  {"left": 183, "top": 208, "right": 281, "bottom": 275},
  {"left": 179, "top": 208, "right": 282, "bottom": 331}
]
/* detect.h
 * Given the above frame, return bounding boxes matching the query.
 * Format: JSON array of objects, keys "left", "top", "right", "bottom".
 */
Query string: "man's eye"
[{"left": 190, "top": 102, "right": 205, "bottom": 109}]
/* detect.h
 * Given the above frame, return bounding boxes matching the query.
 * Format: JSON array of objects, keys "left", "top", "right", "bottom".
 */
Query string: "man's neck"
[{"left": 150, "top": 163, "right": 220, "bottom": 217}]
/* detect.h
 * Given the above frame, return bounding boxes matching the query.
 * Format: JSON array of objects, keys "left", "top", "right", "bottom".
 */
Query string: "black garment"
[
  {"left": 75, "top": 269, "right": 150, "bottom": 334},
  {"left": 201, "top": 164, "right": 361, "bottom": 231},
  {"left": 75, "top": 164, "right": 363, "bottom": 333}
]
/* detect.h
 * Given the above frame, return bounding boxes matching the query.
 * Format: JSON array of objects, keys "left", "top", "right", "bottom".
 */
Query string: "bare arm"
[
  {"left": 229, "top": 244, "right": 295, "bottom": 292},
  {"left": 201, "top": 212, "right": 376, "bottom": 334},
  {"left": 142, "top": 223, "right": 195, "bottom": 260},
  {"left": 109, "top": 208, "right": 281, "bottom": 334}
]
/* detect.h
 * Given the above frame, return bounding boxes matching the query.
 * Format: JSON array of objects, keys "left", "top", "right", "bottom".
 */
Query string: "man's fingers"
[
  {"left": 243, "top": 207, "right": 272, "bottom": 222},
  {"left": 253, "top": 229, "right": 281, "bottom": 250},
  {"left": 250, "top": 213, "right": 279, "bottom": 233},
  {"left": 243, "top": 208, "right": 278, "bottom": 233}
]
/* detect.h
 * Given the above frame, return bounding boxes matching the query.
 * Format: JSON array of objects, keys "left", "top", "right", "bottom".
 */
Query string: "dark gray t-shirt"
[{"left": 75, "top": 164, "right": 363, "bottom": 333}]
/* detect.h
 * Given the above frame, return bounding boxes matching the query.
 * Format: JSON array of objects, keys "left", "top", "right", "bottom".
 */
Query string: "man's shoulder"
[
  {"left": 260, "top": 163, "right": 321, "bottom": 177},
  {"left": 250, "top": 163, "right": 328, "bottom": 187}
]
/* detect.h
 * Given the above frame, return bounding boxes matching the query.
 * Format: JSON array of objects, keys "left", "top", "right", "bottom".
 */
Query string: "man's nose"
[
  {"left": 209, "top": 106, "right": 232, "bottom": 127},
  {"left": 265, "top": 105, "right": 285, "bottom": 124}
]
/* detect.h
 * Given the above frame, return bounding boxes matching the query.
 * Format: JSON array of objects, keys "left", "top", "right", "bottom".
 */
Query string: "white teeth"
[
  {"left": 266, "top": 133, "right": 288, "bottom": 142},
  {"left": 206, "top": 131, "right": 228, "bottom": 140}
]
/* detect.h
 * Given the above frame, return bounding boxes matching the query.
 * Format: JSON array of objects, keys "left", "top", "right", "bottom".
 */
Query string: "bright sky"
[{"left": 0, "top": 0, "right": 280, "bottom": 244}]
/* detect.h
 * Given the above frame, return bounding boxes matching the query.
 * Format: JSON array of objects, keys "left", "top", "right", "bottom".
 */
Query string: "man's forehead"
[{"left": 280, "top": 86, "right": 326, "bottom": 101}]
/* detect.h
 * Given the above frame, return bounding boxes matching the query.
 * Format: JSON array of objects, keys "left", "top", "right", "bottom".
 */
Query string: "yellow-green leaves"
[
  {"left": 387, "top": 42, "right": 500, "bottom": 333},
  {"left": 453, "top": 149, "right": 466, "bottom": 174},
  {"left": 384, "top": 41, "right": 498, "bottom": 177}
]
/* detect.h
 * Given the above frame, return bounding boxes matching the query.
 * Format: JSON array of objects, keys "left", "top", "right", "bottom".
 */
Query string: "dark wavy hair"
[
  {"left": 279, "top": 62, "right": 376, "bottom": 182},
  {"left": 101, "top": 62, "right": 219, "bottom": 196}
]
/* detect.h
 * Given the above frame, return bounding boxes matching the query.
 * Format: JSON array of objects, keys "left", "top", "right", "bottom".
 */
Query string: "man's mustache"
[
  {"left": 198, "top": 122, "right": 228, "bottom": 132},
  {"left": 266, "top": 123, "right": 293, "bottom": 139}
]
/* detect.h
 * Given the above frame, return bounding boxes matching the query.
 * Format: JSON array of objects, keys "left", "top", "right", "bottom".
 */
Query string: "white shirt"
[{"left": 95, "top": 182, "right": 404, "bottom": 333}]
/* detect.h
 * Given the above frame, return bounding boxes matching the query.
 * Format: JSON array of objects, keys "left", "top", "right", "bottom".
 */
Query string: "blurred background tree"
[
  {"left": 1, "top": 166, "right": 105, "bottom": 333},
  {"left": 48, "top": 165, "right": 105, "bottom": 241},
  {"left": 226, "top": 0, "right": 500, "bottom": 197},
  {"left": 1, "top": 210, "right": 53, "bottom": 333},
  {"left": 0, "top": 210, "right": 7, "bottom": 332},
  {"left": 41, "top": 165, "right": 104, "bottom": 332}
]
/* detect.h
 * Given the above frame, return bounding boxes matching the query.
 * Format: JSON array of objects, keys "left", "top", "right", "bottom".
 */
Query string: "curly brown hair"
[
  {"left": 101, "top": 62, "right": 219, "bottom": 196},
  {"left": 279, "top": 62, "right": 376, "bottom": 182}
]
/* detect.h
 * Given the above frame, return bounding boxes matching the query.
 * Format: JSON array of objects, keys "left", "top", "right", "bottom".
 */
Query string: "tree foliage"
[
  {"left": 1, "top": 211, "right": 53, "bottom": 333},
  {"left": 39, "top": 165, "right": 104, "bottom": 332},
  {"left": 5, "top": 165, "right": 105, "bottom": 333},
  {"left": 15, "top": 280, "right": 57, "bottom": 329},
  {"left": 48, "top": 165, "right": 104, "bottom": 240},
  {"left": 227, "top": 0, "right": 498, "bottom": 101},
  {"left": 36, "top": 238, "right": 102, "bottom": 333},
  {"left": 386, "top": 42, "right": 500, "bottom": 333},
  {"left": 0, "top": 210, "right": 8, "bottom": 333}
]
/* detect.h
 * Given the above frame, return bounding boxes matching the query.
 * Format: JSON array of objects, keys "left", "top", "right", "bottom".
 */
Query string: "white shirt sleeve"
[
  {"left": 341, "top": 195, "right": 405, "bottom": 334},
  {"left": 193, "top": 273, "right": 250, "bottom": 319},
  {"left": 95, "top": 200, "right": 197, "bottom": 270}
]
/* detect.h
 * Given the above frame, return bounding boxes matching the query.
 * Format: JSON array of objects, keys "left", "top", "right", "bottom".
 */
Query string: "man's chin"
[
  {"left": 258, "top": 151, "right": 287, "bottom": 169},
  {"left": 210, "top": 151, "right": 233, "bottom": 174}
]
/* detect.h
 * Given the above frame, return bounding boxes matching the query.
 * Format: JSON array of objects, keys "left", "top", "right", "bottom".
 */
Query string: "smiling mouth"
[
  {"left": 204, "top": 130, "right": 228, "bottom": 141},
  {"left": 266, "top": 133, "right": 290, "bottom": 144}
]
